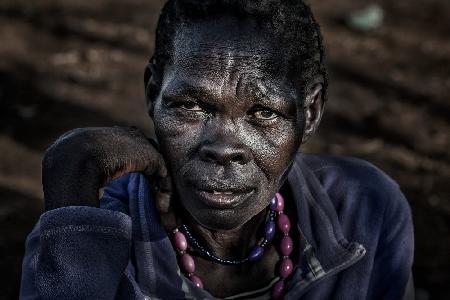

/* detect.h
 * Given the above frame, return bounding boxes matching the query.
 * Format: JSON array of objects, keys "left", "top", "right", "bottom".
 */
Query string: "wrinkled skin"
[
  {"left": 152, "top": 17, "right": 305, "bottom": 231},
  {"left": 43, "top": 16, "right": 324, "bottom": 297}
]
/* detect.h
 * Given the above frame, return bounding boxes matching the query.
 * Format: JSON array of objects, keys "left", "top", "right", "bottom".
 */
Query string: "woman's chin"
[
  {"left": 188, "top": 208, "right": 249, "bottom": 231},
  {"left": 184, "top": 201, "right": 267, "bottom": 232}
]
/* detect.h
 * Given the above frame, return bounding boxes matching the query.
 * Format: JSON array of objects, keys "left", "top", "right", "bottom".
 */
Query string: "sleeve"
[
  {"left": 367, "top": 184, "right": 415, "bottom": 300},
  {"left": 20, "top": 175, "right": 136, "bottom": 300}
]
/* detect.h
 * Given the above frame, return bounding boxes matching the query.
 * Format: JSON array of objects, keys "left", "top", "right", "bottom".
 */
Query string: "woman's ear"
[
  {"left": 144, "top": 60, "right": 161, "bottom": 119},
  {"left": 302, "top": 84, "right": 325, "bottom": 144}
]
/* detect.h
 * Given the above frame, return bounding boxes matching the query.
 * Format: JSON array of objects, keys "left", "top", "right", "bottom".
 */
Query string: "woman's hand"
[{"left": 42, "top": 126, "right": 168, "bottom": 211}]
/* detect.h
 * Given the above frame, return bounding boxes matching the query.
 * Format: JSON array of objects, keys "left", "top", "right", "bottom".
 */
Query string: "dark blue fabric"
[
  {"left": 285, "top": 155, "right": 414, "bottom": 300},
  {"left": 20, "top": 154, "right": 414, "bottom": 299}
]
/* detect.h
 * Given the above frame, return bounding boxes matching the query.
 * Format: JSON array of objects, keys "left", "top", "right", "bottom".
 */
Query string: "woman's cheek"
[
  {"left": 154, "top": 108, "right": 201, "bottom": 136},
  {"left": 154, "top": 112, "right": 203, "bottom": 161},
  {"left": 253, "top": 120, "right": 299, "bottom": 153}
]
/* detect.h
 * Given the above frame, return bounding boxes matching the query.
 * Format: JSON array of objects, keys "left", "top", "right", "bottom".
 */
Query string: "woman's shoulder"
[
  {"left": 296, "top": 153, "right": 412, "bottom": 231},
  {"left": 298, "top": 153, "right": 399, "bottom": 192}
]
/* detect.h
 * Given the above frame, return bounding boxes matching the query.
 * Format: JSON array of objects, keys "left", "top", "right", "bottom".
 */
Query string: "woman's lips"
[{"left": 194, "top": 188, "right": 255, "bottom": 209}]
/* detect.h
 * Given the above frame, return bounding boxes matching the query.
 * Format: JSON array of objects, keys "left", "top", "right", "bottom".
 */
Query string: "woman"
[{"left": 20, "top": 0, "right": 414, "bottom": 299}]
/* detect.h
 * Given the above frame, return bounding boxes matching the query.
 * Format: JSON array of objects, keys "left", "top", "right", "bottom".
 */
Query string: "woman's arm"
[
  {"left": 20, "top": 206, "right": 133, "bottom": 300},
  {"left": 20, "top": 127, "right": 168, "bottom": 299},
  {"left": 41, "top": 127, "right": 166, "bottom": 211}
]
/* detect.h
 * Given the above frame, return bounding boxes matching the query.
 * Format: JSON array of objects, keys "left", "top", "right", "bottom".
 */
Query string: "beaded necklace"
[{"left": 169, "top": 193, "right": 294, "bottom": 299}]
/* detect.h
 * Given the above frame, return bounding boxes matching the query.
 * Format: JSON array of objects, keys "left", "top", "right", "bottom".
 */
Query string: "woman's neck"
[
  {"left": 184, "top": 208, "right": 268, "bottom": 259},
  {"left": 183, "top": 208, "right": 279, "bottom": 298}
]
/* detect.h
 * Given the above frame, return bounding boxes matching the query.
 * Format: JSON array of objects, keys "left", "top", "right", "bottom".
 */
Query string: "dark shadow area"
[
  {"left": 411, "top": 199, "right": 450, "bottom": 300},
  {"left": 0, "top": 187, "right": 42, "bottom": 300}
]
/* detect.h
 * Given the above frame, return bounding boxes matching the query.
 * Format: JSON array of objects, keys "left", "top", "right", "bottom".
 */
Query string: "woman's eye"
[
  {"left": 179, "top": 102, "right": 203, "bottom": 112},
  {"left": 252, "top": 109, "right": 278, "bottom": 120}
]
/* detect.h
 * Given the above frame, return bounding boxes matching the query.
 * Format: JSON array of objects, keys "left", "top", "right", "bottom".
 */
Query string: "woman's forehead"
[
  {"left": 171, "top": 17, "right": 287, "bottom": 75},
  {"left": 163, "top": 18, "right": 297, "bottom": 102}
]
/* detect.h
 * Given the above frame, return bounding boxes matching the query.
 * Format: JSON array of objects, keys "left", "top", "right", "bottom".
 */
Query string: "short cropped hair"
[{"left": 145, "top": 0, "right": 328, "bottom": 103}]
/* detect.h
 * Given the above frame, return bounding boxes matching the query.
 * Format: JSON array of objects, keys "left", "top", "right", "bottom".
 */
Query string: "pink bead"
[
  {"left": 277, "top": 213, "right": 291, "bottom": 233},
  {"left": 274, "top": 193, "right": 285, "bottom": 211},
  {"left": 190, "top": 274, "right": 204, "bottom": 289},
  {"left": 180, "top": 254, "right": 195, "bottom": 274},
  {"left": 173, "top": 232, "right": 188, "bottom": 251},
  {"left": 280, "top": 236, "right": 293, "bottom": 256},
  {"left": 279, "top": 258, "right": 293, "bottom": 279},
  {"left": 271, "top": 280, "right": 285, "bottom": 299}
]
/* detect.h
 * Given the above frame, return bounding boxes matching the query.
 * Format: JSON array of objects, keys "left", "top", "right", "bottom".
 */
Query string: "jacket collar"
[{"left": 285, "top": 154, "right": 366, "bottom": 297}]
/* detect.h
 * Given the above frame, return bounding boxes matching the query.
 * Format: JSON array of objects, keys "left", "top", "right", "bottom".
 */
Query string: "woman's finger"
[
  {"left": 155, "top": 176, "right": 172, "bottom": 213},
  {"left": 156, "top": 191, "right": 171, "bottom": 214}
]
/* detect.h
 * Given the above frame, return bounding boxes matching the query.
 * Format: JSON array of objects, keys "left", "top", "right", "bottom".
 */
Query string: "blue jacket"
[{"left": 20, "top": 154, "right": 414, "bottom": 299}]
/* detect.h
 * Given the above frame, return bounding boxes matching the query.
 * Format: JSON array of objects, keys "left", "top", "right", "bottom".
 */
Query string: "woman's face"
[{"left": 153, "top": 17, "right": 305, "bottom": 230}]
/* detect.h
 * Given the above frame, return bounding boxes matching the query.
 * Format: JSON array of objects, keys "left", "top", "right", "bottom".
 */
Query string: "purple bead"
[
  {"left": 271, "top": 280, "right": 285, "bottom": 299},
  {"left": 190, "top": 275, "right": 204, "bottom": 289},
  {"left": 277, "top": 213, "right": 291, "bottom": 233},
  {"left": 173, "top": 232, "right": 188, "bottom": 251},
  {"left": 180, "top": 253, "right": 195, "bottom": 273},
  {"left": 264, "top": 220, "right": 276, "bottom": 241},
  {"left": 279, "top": 258, "right": 293, "bottom": 278},
  {"left": 276, "top": 193, "right": 285, "bottom": 211},
  {"left": 270, "top": 196, "right": 277, "bottom": 210},
  {"left": 270, "top": 193, "right": 285, "bottom": 212},
  {"left": 280, "top": 236, "right": 293, "bottom": 256},
  {"left": 248, "top": 245, "right": 265, "bottom": 261}
]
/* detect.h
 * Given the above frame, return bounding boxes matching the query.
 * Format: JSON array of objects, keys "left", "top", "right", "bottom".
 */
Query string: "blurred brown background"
[{"left": 0, "top": 0, "right": 449, "bottom": 299}]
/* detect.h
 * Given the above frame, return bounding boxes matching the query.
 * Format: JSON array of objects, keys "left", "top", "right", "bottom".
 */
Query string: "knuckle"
[{"left": 42, "top": 128, "right": 103, "bottom": 173}]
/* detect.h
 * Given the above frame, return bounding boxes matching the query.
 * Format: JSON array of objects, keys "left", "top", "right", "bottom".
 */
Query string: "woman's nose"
[{"left": 199, "top": 141, "right": 251, "bottom": 165}]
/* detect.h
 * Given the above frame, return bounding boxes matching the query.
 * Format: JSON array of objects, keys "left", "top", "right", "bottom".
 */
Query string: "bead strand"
[
  {"left": 169, "top": 192, "right": 295, "bottom": 300},
  {"left": 172, "top": 228, "right": 204, "bottom": 288},
  {"left": 271, "top": 193, "right": 293, "bottom": 299},
  {"left": 178, "top": 209, "right": 277, "bottom": 265}
]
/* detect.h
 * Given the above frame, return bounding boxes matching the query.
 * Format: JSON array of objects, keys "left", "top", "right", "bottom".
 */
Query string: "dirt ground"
[{"left": 0, "top": 0, "right": 449, "bottom": 299}]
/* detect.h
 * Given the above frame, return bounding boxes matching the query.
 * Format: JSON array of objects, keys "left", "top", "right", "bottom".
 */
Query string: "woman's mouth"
[{"left": 194, "top": 188, "right": 255, "bottom": 209}]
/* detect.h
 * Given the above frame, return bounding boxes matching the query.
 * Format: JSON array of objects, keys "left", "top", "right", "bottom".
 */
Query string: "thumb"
[
  {"left": 155, "top": 176, "right": 172, "bottom": 214},
  {"left": 154, "top": 176, "right": 178, "bottom": 230}
]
